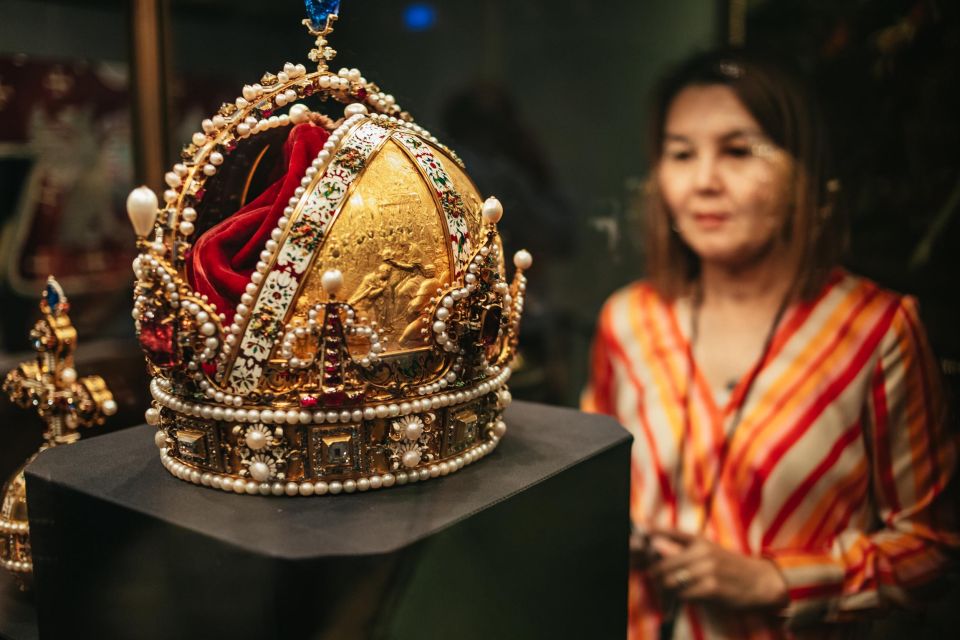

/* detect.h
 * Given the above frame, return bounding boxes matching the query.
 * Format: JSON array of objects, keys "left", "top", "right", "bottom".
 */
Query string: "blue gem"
[
  {"left": 305, "top": 0, "right": 341, "bottom": 29},
  {"left": 45, "top": 282, "right": 60, "bottom": 310}
]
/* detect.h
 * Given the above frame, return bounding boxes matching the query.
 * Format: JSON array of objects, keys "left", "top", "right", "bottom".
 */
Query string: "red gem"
[
  {"left": 300, "top": 395, "right": 318, "bottom": 408},
  {"left": 324, "top": 363, "right": 339, "bottom": 374},
  {"left": 201, "top": 362, "right": 217, "bottom": 377},
  {"left": 261, "top": 108, "right": 274, "bottom": 118},
  {"left": 139, "top": 318, "right": 176, "bottom": 367},
  {"left": 324, "top": 389, "right": 346, "bottom": 406},
  {"left": 194, "top": 188, "right": 206, "bottom": 202},
  {"left": 356, "top": 87, "right": 368, "bottom": 100}
]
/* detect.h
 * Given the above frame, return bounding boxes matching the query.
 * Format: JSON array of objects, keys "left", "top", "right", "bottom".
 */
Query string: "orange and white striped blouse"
[{"left": 582, "top": 270, "right": 958, "bottom": 640}]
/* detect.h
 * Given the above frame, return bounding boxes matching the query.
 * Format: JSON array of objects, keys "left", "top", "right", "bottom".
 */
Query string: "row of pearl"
[
  {"left": 148, "top": 365, "right": 512, "bottom": 426},
  {"left": 334, "top": 67, "right": 404, "bottom": 117},
  {"left": 0, "top": 557, "right": 31, "bottom": 573},
  {"left": 366, "top": 112, "right": 464, "bottom": 167},
  {"left": 218, "top": 108, "right": 370, "bottom": 370},
  {"left": 0, "top": 518, "right": 28, "bottom": 534},
  {"left": 158, "top": 430, "right": 502, "bottom": 497},
  {"left": 160, "top": 61, "right": 385, "bottom": 241}
]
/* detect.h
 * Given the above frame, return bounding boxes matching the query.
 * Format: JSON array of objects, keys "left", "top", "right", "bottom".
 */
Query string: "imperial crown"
[{"left": 127, "top": 2, "right": 531, "bottom": 496}]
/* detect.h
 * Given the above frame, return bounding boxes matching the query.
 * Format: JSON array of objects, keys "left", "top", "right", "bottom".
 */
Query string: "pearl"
[
  {"left": 289, "top": 103, "right": 310, "bottom": 124},
  {"left": 271, "top": 483, "right": 284, "bottom": 496},
  {"left": 514, "top": 250, "right": 533, "bottom": 270},
  {"left": 200, "top": 322, "right": 216, "bottom": 336},
  {"left": 245, "top": 429, "right": 267, "bottom": 450},
  {"left": 482, "top": 196, "right": 503, "bottom": 224},
  {"left": 382, "top": 473, "right": 396, "bottom": 488},
  {"left": 329, "top": 481, "right": 343, "bottom": 495},
  {"left": 344, "top": 103, "right": 368, "bottom": 117},
  {"left": 402, "top": 449, "right": 421, "bottom": 468},
  {"left": 321, "top": 269, "right": 343, "bottom": 297},
  {"left": 404, "top": 421, "right": 423, "bottom": 441},
  {"left": 494, "top": 420, "right": 507, "bottom": 437},
  {"left": 285, "top": 482, "right": 299, "bottom": 496},
  {"left": 59, "top": 366, "right": 77, "bottom": 384},
  {"left": 126, "top": 186, "right": 159, "bottom": 237},
  {"left": 179, "top": 221, "right": 195, "bottom": 236},
  {"left": 145, "top": 407, "right": 160, "bottom": 425},
  {"left": 101, "top": 400, "right": 117, "bottom": 416},
  {"left": 314, "top": 481, "right": 329, "bottom": 495},
  {"left": 154, "top": 429, "right": 167, "bottom": 449},
  {"left": 249, "top": 462, "right": 271, "bottom": 482}
]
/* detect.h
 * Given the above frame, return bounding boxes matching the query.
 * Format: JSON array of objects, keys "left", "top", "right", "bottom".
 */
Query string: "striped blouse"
[{"left": 582, "top": 270, "right": 958, "bottom": 640}]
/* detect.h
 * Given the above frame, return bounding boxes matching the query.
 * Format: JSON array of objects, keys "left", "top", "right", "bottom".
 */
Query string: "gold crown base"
[{"left": 151, "top": 371, "right": 513, "bottom": 496}]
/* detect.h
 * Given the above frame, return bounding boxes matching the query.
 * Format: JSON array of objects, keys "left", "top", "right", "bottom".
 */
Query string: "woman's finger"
[{"left": 651, "top": 540, "right": 710, "bottom": 577}]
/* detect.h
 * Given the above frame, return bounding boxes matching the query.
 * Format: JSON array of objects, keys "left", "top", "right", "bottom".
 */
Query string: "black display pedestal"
[{"left": 22, "top": 401, "right": 630, "bottom": 639}]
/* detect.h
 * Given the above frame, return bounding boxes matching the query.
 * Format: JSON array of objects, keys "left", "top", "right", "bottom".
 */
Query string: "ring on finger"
[{"left": 673, "top": 568, "right": 692, "bottom": 589}]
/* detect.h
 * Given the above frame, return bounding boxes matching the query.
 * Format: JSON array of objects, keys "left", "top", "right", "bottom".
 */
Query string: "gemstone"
[
  {"left": 44, "top": 283, "right": 60, "bottom": 311},
  {"left": 300, "top": 395, "right": 318, "bottom": 408},
  {"left": 356, "top": 87, "right": 367, "bottom": 100},
  {"left": 201, "top": 362, "right": 217, "bottom": 377},
  {"left": 139, "top": 317, "right": 176, "bottom": 367},
  {"left": 323, "top": 389, "right": 346, "bottom": 406},
  {"left": 305, "top": 0, "right": 341, "bottom": 29},
  {"left": 479, "top": 305, "right": 503, "bottom": 346}
]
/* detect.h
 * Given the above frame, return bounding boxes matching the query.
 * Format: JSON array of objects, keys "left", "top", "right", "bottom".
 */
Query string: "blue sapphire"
[
  {"left": 45, "top": 282, "right": 60, "bottom": 310},
  {"left": 305, "top": 0, "right": 341, "bottom": 29}
]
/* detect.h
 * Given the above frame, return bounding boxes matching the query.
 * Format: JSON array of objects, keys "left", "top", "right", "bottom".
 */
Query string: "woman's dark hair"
[{"left": 645, "top": 48, "right": 845, "bottom": 299}]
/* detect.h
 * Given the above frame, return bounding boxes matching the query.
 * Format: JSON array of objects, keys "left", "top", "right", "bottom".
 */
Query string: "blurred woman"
[{"left": 582, "top": 49, "right": 958, "bottom": 639}]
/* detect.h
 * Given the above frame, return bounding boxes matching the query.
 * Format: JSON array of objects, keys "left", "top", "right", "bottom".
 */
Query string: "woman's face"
[{"left": 657, "top": 84, "right": 794, "bottom": 268}]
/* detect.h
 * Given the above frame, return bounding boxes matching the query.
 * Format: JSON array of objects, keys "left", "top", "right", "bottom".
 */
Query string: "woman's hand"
[{"left": 649, "top": 528, "right": 789, "bottom": 610}]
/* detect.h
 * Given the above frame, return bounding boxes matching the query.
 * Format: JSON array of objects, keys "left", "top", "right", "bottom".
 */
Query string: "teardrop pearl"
[{"left": 126, "top": 186, "right": 159, "bottom": 237}]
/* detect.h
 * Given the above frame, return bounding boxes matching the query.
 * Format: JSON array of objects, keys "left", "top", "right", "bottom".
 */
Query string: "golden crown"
[{"left": 126, "top": 2, "right": 531, "bottom": 496}]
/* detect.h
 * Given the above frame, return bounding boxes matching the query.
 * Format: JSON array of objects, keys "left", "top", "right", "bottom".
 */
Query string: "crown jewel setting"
[{"left": 127, "top": 3, "right": 531, "bottom": 496}]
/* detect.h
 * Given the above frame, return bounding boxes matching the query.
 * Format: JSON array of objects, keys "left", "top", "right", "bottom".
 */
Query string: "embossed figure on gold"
[{"left": 292, "top": 140, "right": 466, "bottom": 353}]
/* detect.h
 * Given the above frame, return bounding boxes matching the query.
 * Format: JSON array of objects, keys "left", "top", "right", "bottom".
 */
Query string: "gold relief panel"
[{"left": 293, "top": 140, "right": 457, "bottom": 353}]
